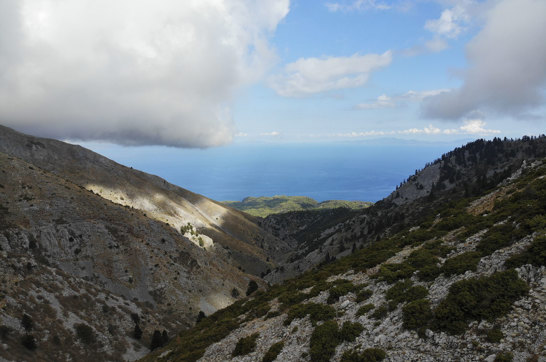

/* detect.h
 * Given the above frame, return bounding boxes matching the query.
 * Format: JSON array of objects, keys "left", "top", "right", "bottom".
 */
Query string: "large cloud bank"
[
  {"left": 0, "top": 0, "right": 289, "bottom": 147},
  {"left": 423, "top": 0, "right": 546, "bottom": 120}
]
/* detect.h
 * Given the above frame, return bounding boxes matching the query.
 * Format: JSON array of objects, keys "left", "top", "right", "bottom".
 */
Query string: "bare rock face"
[{"left": 0, "top": 126, "right": 281, "bottom": 361}]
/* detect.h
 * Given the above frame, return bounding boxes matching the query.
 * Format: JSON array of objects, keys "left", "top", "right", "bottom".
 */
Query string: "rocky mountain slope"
[
  {"left": 144, "top": 136, "right": 546, "bottom": 362},
  {"left": 261, "top": 136, "right": 546, "bottom": 282},
  {"left": 223, "top": 196, "right": 371, "bottom": 217},
  {"left": 0, "top": 126, "right": 286, "bottom": 361}
]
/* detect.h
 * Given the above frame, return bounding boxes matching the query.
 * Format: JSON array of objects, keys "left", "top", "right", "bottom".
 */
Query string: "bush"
[
  {"left": 494, "top": 352, "right": 513, "bottom": 362},
  {"left": 231, "top": 288, "right": 240, "bottom": 298},
  {"left": 433, "top": 270, "right": 528, "bottom": 334},
  {"left": 370, "top": 305, "right": 388, "bottom": 320},
  {"left": 21, "top": 314, "right": 33, "bottom": 332},
  {"left": 262, "top": 341, "right": 284, "bottom": 362},
  {"left": 133, "top": 323, "right": 143, "bottom": 340},
  {"left": 74, "top": 323, "right": 95, "bottom": 345},
  {"left": 340, "top": 321, "right": 363, "bottom": 342},
  {"left": 232, "top": 333, "right": 259, "bottom": 357},
  {"left": 402, "top": 299, "right": 432, "bottom": 330},
  {"left": 356, "top": 304, "right": 374, "bottom": 317},
  {"left": 309, "top": 321, "right": 340, "bottom": 362},
  {"left": 21, "top": 334, "right": 37, "bottom": 350},
  {"left": 340, "top": 348, "right": 386, "bottom": 362},
  {"left": 327, "top": 281, "right": 358, "bottom": 304},
  {"left": 385, "top": 280, "right": 428, "bottom": 307},
  {"left": 150, "top": 330, "right": 164, "bottom": 351},
  {"left": 246, "top": 280, "right": 259, "bottom": 296},
  {"left": 374, "top": 263, "right": 414, "bottom": 284},
  {"left": 284, "top": 303, "right": 336, "bottom": 326},
  {"left": 441, "top": 251, "right": 481, "bottom": 276},
  {"left": 485, "top": 327, "right": 504, "bottom": 343},
  {"left": 504, "top": 236, "right": 546, "bottom": 268},
  {"left": 356, "top": 289, "right": 373, "bottom": 303}
]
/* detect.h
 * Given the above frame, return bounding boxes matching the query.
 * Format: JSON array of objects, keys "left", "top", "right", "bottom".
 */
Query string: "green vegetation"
[
  {"left": 356, "top": 304, "right": 374, "bottom": 317},
  {"left": 21, "top": 334, "right": 37, "bottom": 350},
  {"left": 441, "top": 251, "right": 482, "bottom": 276},
  {"left": 356, "top": 288, "right": 373, "bottom": 303},
  {"left": 339, "top": 321, "right": 364, "bottom": 342},
  {"left": 494, "top": 352, "right": 513, "bottom": 362},
  {"left": 505, "top": 235, "right": 546, "bottom": 268},
  {"left": 223, "top": 195, "right": 372, "bottom": 217},
  {"left": 232, "top": 333, "right": 259, "bottom": 357},
  {"left": 246, "top": 280, "right": 259, "bottom": 296},
  {"left": 74, "top": 323, "right": 95, "bottom": 345},
  {"left": 340, "top": 348, "right": 387, "bottom": 362},
  {"left": 284, "top": 303, "right": 336, "bottom": 326},
  {"left": 327, "top": 280, "right": 359, "bottom": 304},
  {"left": 310, "top": 321, "right": 340, "bottom": 362},
  {"left": 433, "top": 270, "right": 528, "bottom": 335},
  {"left": 370, "top": 305, "right": 388, "bottom": 320},
  {"left": 402, "top": 299, "right": 432, "bottom": 330},
  {"left": 262, "top": 341, "right": 284, "bottom": 362},
  {"left": 485, "top": 327, "right": 504, "bottom": 343},
  {"left": 385, "top": 280, "right": 428, "bottom": 308}
]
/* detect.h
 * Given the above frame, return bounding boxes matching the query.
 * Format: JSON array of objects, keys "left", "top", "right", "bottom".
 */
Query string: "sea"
[{"left": 85, "top": 140, "right": 470, "bottom": 203}]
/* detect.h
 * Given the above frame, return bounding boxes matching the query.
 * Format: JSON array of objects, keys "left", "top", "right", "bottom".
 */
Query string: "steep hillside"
[
  {"left": 223, "top": 196, "right": 371, "bottom": 217},
  {"left": 0, "top": 125, "right": 290, "bottom": 275},
  {"left": 0, "top": 125, "right": 288, "bottom": 361},
  {"left": 262, "top": 136, "right": 546, "bottom": 282},
  {"left": 144, "top": 143, "right": 546, "bottom": 362}
]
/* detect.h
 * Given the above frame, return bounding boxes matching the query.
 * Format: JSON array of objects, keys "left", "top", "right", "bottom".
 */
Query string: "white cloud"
[
  {"left": 333, "top": 119, "right": 500, "bottom": 138},
  {"left": 402, "top": 89, "right": 451, "bottom": 101},
  {"left": 355, "top": 89, "right": 449, "bottom": 110},
  {"left": 423, "top": 0, "right": 546, "bottom": 120},
  {"left": 355, "top": 94, "right": 395, "bottom": 109},
  {"left": 269, "top": 51, "right": 392, "bottom": 97},
  {"left": 325, "top": 0, "right": 391, "bottom": 12},
  {"left": 0, "top": 0, "right": 289, "bottom": 148},
  {"left": 459, "top": 119, "right": 500, "bottom": 134},
  {"left": 425, "top": 4, "right": 470, "bottom": 39},
  {"left": 260, "top": 131, "right": 281, "bottom": 137},
  {"left": 401, "top": 37, "right": 448, "bottom": 57}
]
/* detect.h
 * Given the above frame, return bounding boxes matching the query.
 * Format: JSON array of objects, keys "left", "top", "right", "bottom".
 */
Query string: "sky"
[{"left": 0, "top": 0, "right": 545, "bottom": 147}]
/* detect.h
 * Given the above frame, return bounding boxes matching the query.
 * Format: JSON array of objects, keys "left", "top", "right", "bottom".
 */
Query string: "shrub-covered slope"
[
  {"left": 144, "top": 140, "right": 546, "bottom": 362},
  {"left": 224, "top": 196, "right": 372, "bottom": 218},
  {"left": 262, "top": 136, "right": 546, "bottom": 282}
]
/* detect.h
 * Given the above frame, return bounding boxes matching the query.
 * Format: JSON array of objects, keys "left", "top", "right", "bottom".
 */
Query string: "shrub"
[
  {"left": 477, "top": 223, "right": 517, "bottom": 256},
  {"left": 494, "top": 352, "right": 513, "bottom": 362},
  {"left": 341, "top": 348, "right": 386, "bottom": 362},
  {"left": 150, "top": 330, "right": 164, "bottom": 351},
  {"left": 262, "top": 341, "right": 284, "bottom": 362},
  {"left": 356, "top": 304, "right": 374, "bottom": 317},
  {"left": 246, "top": 280, "right": 259, "bottom": 296},
  {"left": 327, "top": 281, "right": 358, "bottom": 304},
  {"left": 0, "top": 325, "right": 12, "bottom": 340},
  {"left": 75, "top": 323, "right": 95, "bottom": 345},
  {"left": 374, "top": 263, "right": 414, "bottom": 284},
  {"left": 196, "top": 311, "right": 206, "bottom": 323},
  {"left": 485, "top": 327, "right": 504, "bottom": 343},
  {"left": 309, "top": 321, "right": 340, "bottom": 362},
  {"left": 21, "top": 314, "right": 33, "bottom": 331},
  {"left": 340, "top": 321, "right": 363, "bottom": 342},
  {"left": 133, "top": 323, "right": 143, "bottom": 340},
  {"left": 504, "top": 236, "right": 546, "bottom": 268},
  {"left": 232, "top": 333, "right": 259, "bottom": 357},
  {"left": 402, "top": 299, "right": 432, "bottom": 330},
  {"left": 385, "top": 280, "right": 428, "bottom": 307},
  {"left": 21, "top": 334, "right": 37, "bottom": 350},
  {"left": 441, "top": 251, "right": 481, "bottom": 276},
  {"left": 356, "top": 289, "right": 373, "bottom": 303},
  {"left": 284, "top": 303, "right": 336, "bottom": 326},
  {"left": 433, "top": 270, "right": 528, "bottom": 334},
  {"left": 370, "top": 305, "right": 388, "bottom": 320}
]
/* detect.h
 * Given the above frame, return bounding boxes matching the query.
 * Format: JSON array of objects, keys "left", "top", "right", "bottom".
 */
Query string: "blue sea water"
[{"left": 85, "top": 140, "right": 468, "bottom": 202}]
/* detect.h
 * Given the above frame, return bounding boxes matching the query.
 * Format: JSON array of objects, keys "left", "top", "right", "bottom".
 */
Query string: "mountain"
[
  {"left": 223, "top": 196, "right": 372, "bottom": 217},
  {"left": 144, "top": 136, "right": 546, "bottom": 362},
  {"left": 0, "top": 125, "right": 288, "bottom": 361}
]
